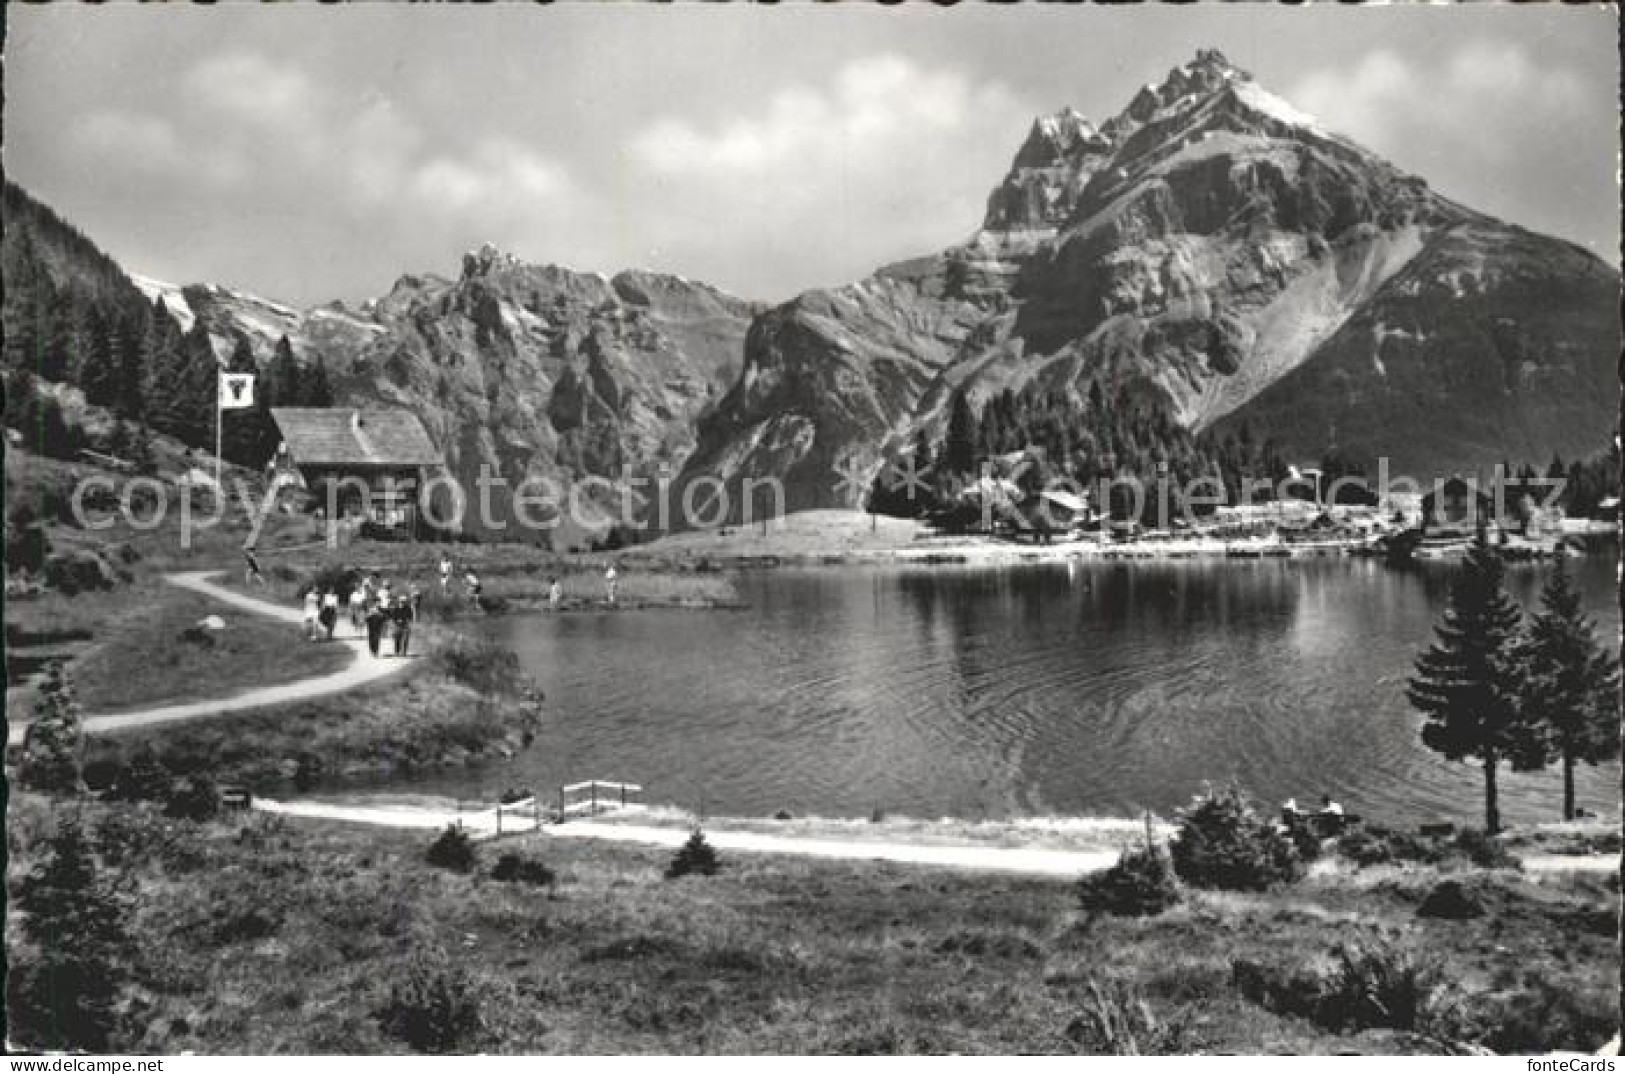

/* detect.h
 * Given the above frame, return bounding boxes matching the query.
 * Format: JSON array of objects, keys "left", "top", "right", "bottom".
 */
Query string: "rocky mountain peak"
[{"left": 461, "top": 241, "right": 522, "bottom": 280}]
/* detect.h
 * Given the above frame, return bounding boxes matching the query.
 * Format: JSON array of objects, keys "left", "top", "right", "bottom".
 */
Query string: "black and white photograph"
[{"left": 2, "top": 1, "right": 1620, "bottom": 1058}]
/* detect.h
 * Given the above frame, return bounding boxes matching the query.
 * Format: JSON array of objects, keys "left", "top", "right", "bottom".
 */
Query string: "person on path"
[
  {"left": 243, "top": 545, "right": 265, "bottom": 587},
  {"left": 391, "top": 593, "right": 415, "bottom": 656},
  {"left": 348, "top": 585, "right": 366, "bottom": 632},
  {"left": 303, "top": 589, "right": 321, "bottom": 642},
  {"left": 408, "top": 582, "right": 423, "bottom": 622},
  {"left": 604, "top": 564, "right": 618, "bottom": 606},
  {"left": 465, "top": 570, "right": 482, "bottom": 612},
  {"left": 548, "top": 577, "right": 562, "bottom": 611},
  {"left": 378, "top": 580, "right": 393, "bottom": 610},
  {"left": 439, "top": 554, "right": 454, "bottom": 595},
  {"left": 319, "top": 588, "right": 340, "bottom": 641},
  {"left": 364, "top": 599, "right": 389, "bottom": 657}
]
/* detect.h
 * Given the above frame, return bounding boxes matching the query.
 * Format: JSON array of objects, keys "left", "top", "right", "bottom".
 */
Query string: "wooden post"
[
  {"left": 590, "top": 782, "right": 598, "bottom": 816},
  {"left": 496, "top": 803, "right": 502, "bottom": 836},
  {"left": 558, "top": 785, "right": 565, "bottom": 822}
]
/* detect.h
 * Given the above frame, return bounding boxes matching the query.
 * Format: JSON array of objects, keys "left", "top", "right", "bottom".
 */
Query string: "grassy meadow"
[{"left": 6, "top": 792, "right": 1617, "bottom": 1055}]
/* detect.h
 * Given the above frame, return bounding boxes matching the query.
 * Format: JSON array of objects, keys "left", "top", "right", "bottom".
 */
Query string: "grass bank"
[
  {"left": 81, "top": 632, "right": 544, "bottom": 793},
  {"left": 6, "top": 792, "right": 1615, "bottom": 1054},
  {"left": 224, "top": 539, "right": 743, "bottom": 614}
]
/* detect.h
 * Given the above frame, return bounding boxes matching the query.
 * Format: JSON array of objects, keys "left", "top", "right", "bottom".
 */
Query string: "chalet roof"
[{"left": 270, "top": 408, "right": 441, "bottom": 468}]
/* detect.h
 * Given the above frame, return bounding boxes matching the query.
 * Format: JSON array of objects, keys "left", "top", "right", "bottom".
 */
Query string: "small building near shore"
[
  {"left": 270, "top": 407, "right": 443, "bottom": 532},
  {"left": 1420, "top": 475, "right": 1499, "bottom": 539}
]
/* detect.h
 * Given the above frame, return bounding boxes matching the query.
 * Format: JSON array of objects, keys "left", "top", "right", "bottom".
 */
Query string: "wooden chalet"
[{"left": 270, "top": 408, "right": 443, "bottom": 532}]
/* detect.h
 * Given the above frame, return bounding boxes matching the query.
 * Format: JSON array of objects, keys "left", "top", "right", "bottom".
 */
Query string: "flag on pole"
[{"left": 219, "top": 372, "right": 256, "bottom": 410}]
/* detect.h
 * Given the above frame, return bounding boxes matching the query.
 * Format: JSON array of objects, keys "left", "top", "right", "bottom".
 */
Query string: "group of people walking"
[
  {"left": 303, "top": 572, "right": 420, "bottom": 658},
  {"left": 293, "top": 552, "right": 623, "bottom": 656}
]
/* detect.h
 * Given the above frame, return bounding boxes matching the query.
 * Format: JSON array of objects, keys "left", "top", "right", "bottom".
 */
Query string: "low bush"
[
  {"left": 44, "top": 550, "right": 116, "bottom": 596},
  {"left": 163, "top": 775, "right": 222, "bottom": 822},
  {"left": 1338, "top": 825, "right": 1521, "bottom": 871},
  {"left": 1169, "top": 785, "right": 1303, "bottom": 891},
  {"left": 376, "top": 955, "right": 485, "bottom": 1054},
  {"left": 1076, "top": 837, "right": 1181, "bottom": 920},
  {"left": 1472, "top": 973, "right": 1617, "bottom": 1054},
  {"left": 1064, "top": 979, "right": 1188, "bottom": 1055},
  {"left": 1234, "top": 937, "right": 1458, "bottom": 1035},
  {"left": 1452, "top": 828, "right": 1520, "bottom": 871},
  {"left": 1316, "top": 938, "right": 1454, "bottom": 1033},
  {"left": 490, "top": 852, "right": 555, "bottom": 888},
  {"left": 666, "top": 829, "right": 721, "bottom": 879},
  {"left": 433, "top": 635, "right": 523, "bottom": 696},
  {"left": 425, "top": 825, "right": 478, "bottom": 874}
]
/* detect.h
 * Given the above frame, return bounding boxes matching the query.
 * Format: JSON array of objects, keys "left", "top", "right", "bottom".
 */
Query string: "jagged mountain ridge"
[
  {"left": 140, "top": 244, "right": 761, "bottom": 541},
  {"left": 675, "top": 49, "right": 1619, "bottom": 522}
]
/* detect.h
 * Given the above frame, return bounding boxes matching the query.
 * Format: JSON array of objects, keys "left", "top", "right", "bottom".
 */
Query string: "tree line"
[
  {"left": 868, "top": 383, "right": 1287, "bottom": 525},
  {"left": 1409, "top": 539, "right": 1618, "bottom": 831},
  {"left": 2, "top": 184, "right": 331, "bottom": 470}
]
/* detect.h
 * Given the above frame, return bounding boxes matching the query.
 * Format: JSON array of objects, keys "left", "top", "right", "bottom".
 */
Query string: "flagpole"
[{"left": 215, "top": 368, "right": 224, "bottom": 495}]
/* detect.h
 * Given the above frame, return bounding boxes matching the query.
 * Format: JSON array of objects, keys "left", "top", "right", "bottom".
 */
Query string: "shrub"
[
  {"left": 1453, "top": 828, "right": 1520, "bottom": 871},
  {"left": 1234, "top": 938, "right": 1457, "bottom": 1035},
  {"left": 163, "top": 775, "right": 222, "bottom": 821},
  {"left": 43, "top": 550, "right": 115, "bottom": 595},
  {"left": 1416, "top": 878, "right": 1486, "bottom": 920},
  {"left": 426, "top": 824, "right": 478, "bottom": 874},
  {"left": 18, "top": 663, "right": 84, "bottom": 793},
  {"left": 666, "top": 829, "right": 721, "bottom": 879},
  {"left": 304, "top": 565, "right": 361, "bottom": 602},
  {"left": 1473, "top": 973, "right": 1617, "bottom": 1054},
  {"left": 1169, "top": 785, "right": 1303, "bottom": 891},
  {"left": 434, "top": 635, "right": 522, "bottom": 696},
  {"left": 1077, "top": 836, "right": 1181, "bottom": 920},
  {"left": 10, "top": 820, "right": 134, "bottom": 1051},
  {"left": 490, "top": 852, "right": 555, "bottom": 888},
  {"left": 1338, "top": 825, "right": 1521, "bottom": 872},
  {"left": 377, "top": 955, "right": 484, "bottom": 1053},
  {"left": 1064, "top": 979, "right": 1188, "bottom": 1055},
  {"left": 1315, "top": 938, "right": 1455, "bottom": 1033}
]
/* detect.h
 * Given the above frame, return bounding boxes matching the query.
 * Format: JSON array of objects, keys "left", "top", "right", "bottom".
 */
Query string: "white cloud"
[
  {"left": 188, "top": 52, "right": 314, "bottom": 127},
  {"left": 1291, "top": 41, "right": 1588, "bottom": 169},
  {"left": 627, "top": 54, "right": 1035, "bottom": 295}
]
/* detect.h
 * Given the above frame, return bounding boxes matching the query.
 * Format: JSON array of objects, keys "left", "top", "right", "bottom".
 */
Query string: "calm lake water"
[{"left": 418, "top": 552, "right": 1619, "bottom": 827}]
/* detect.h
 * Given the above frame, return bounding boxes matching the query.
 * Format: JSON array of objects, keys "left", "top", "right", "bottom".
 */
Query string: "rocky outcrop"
[
  {"left": 675, "top": 49, "right": 1620, "bottom": 522},
  {"left": 153, "top": 244, "right": 760, "bottom": 544}
]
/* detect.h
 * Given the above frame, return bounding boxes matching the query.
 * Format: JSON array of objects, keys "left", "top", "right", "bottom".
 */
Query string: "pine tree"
[
  {"left": 19, "top": 662, "right": 85, "bottom": 793},
  {"left": 943, "top": 390, "right": 978, "bottom": 475},
  {"left": 1520, "top": 559, "right": 1621, "bottom": 819},
  {"left": 266, "top": 335, "right": 302, "bottom": 408},
  {"left": 10, "top": 818, "right": 134, "bottom": 1051},
  {"left": 303, "top": 354, "right": 334, "bottom": 407},
  {"left": 1406, "top": 535, "right": 1540, "bottom": 833}
]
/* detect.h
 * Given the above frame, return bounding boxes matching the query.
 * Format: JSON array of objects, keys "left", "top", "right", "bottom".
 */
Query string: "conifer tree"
[
  {"left": 1407, "top": 534, "right": 1542, "bottom": 833},
  {"left": 1520, "top": 559, "right": 1621, "bottom": 819},
  {"left": 943, "top": 390, "right": 978, "bottom": 475},
  {"left": 10, "top": 818, "right": 133, "bottom": 1051},
  {"left": 19, "top": 661, "right": 85, "bottom": 793}
]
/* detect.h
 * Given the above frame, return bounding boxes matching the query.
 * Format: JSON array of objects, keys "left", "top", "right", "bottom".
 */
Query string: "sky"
[{"left": 5, "top": 4, "right": 1618, "bottom": 308}]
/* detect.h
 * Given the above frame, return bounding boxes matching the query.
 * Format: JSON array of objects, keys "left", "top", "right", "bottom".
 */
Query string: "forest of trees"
[
  {"left": 868, "top": 383, "right": 1291, "bottom": 525},
  {"left": 1, "top": 181, "right": 331, "bottom": 469}
]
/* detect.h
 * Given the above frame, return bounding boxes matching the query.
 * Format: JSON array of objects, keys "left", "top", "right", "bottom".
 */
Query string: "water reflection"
[{"left": 400, "top": 553, "right": 1619, "bottom": 826}]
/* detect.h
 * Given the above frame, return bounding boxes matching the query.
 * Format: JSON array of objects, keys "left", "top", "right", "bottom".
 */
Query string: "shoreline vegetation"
[
  {"left": 6, "top": 454, "right": 1620, "bottom": 1054},
  {"left": 7, "top": 787, "right": 1616, "bottom": 1054}
]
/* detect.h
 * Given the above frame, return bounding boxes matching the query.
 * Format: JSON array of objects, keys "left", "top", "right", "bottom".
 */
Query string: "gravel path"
[{"left": 7, "top": 571, "right": 411, "bottom": 746}]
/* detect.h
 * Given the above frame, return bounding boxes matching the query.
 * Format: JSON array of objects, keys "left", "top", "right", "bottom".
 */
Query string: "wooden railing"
[{"left": 557, "top": 780, "right": 643, "bottom": 819}]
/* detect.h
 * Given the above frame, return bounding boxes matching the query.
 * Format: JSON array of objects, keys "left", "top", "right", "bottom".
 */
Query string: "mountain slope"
[
  {"left": 145, "top": 244, "right": 760, "bottom": 543},
  {"left": 675, "top": 49, "right": 1619, "bottom": 522}
]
